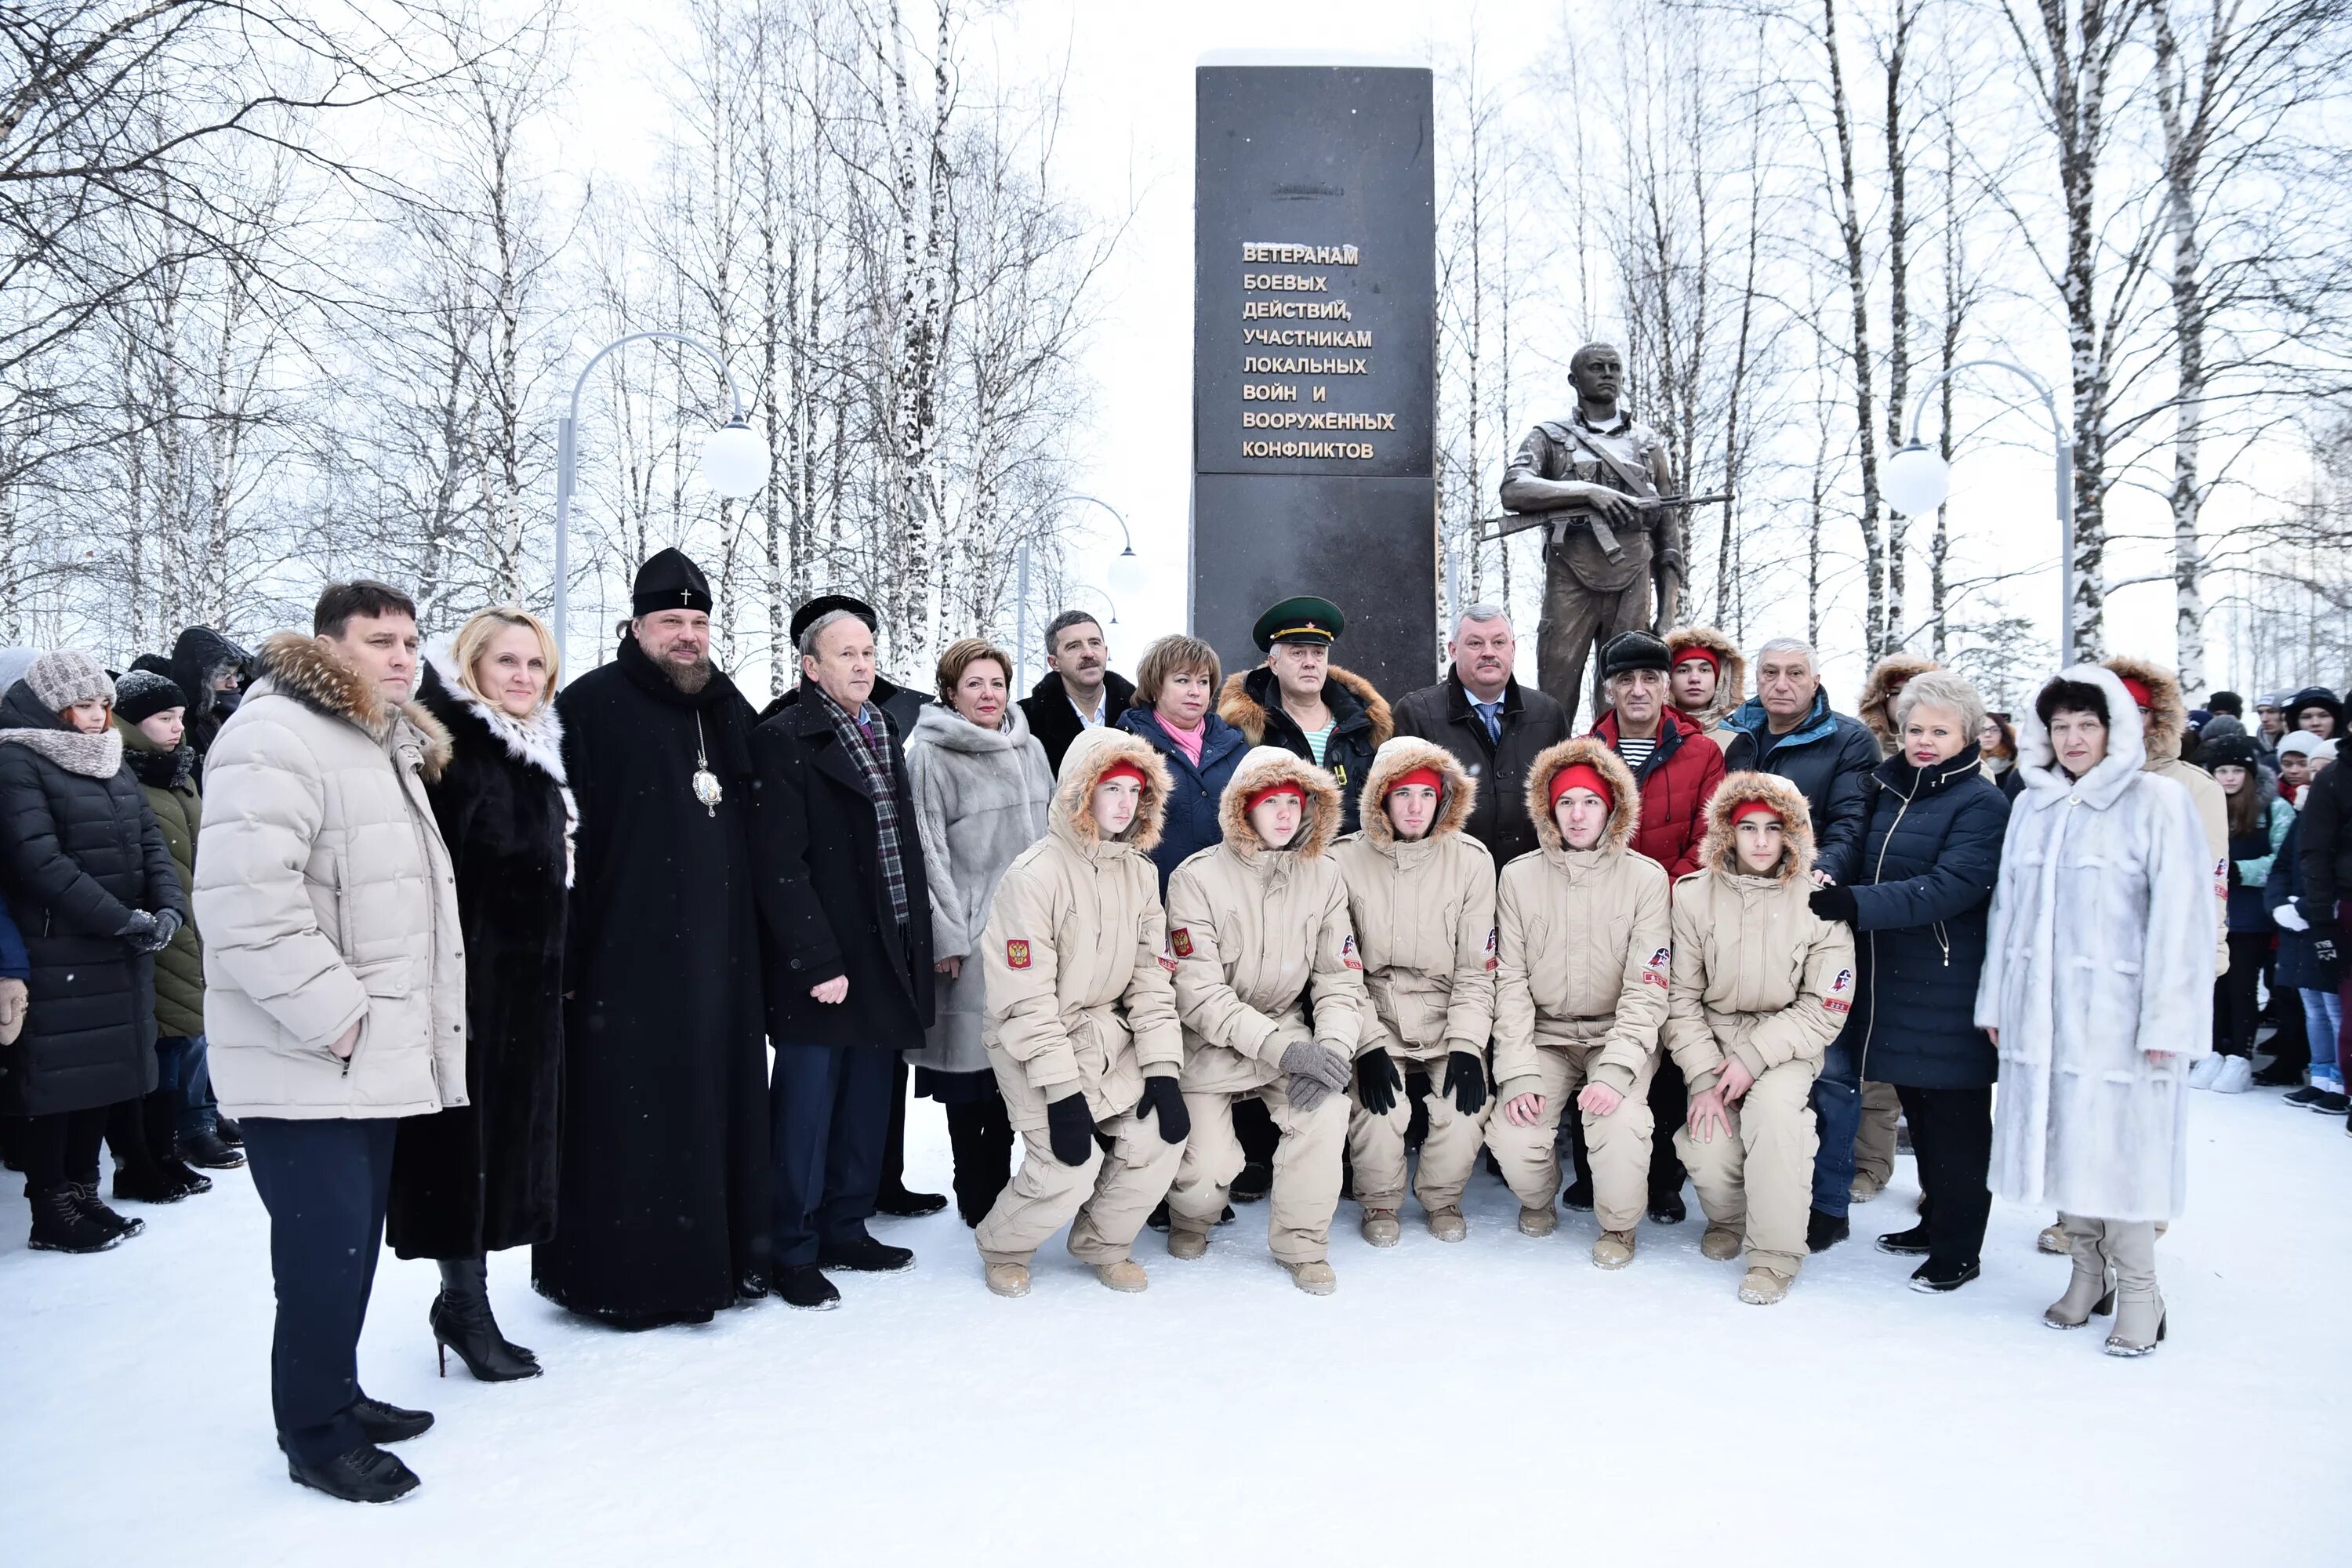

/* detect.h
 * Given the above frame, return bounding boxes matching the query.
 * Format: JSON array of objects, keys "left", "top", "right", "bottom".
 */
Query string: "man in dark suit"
[{"left": 1388, "top": 605, "right": 1568, "bottom": 869}]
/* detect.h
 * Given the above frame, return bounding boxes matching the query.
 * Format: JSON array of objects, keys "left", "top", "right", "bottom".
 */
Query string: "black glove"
[
  {"left": 1045, "top": 1092, "right": 1098, "bottom": 1167},
  {"left": 1442, "top": 1049, "right": 1488, "bottom": 1116},
  {"left": 1356, "top": 1047, "right": 1402, "bottom": 1116},
  {"left": 145, "top": 909, "right": 182, "bottom": 953},
  {"left": 1809, "top": 884, "right": 1859, "bottom": 924},
  {"left": 115, "top": 910, "right": 158, "bottom": 949},
  {"left": 1137, "top": 1074, "right": 1189, "bottom": 1144}
]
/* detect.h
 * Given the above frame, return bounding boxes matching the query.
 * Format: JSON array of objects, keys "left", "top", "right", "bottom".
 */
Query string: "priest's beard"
[{"left": 661, "top": 654, "right": 713, "bottom": 695}]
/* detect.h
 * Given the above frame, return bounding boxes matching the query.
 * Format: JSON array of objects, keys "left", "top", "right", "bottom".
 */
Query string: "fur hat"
[
  {"left": 1600, "top": 630, "right": 1671, "bottom": 681},
  {"left": 112, "top": 669, "right": 190, "bottom": 726},
  {"left": 25, "top": 650, "right": 114, "bottom": 715}
]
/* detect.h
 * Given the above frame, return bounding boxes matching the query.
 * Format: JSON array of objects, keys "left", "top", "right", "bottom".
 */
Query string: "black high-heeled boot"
[{"left": 430, "top": 1258, "right": 540, "bottom": 1381}]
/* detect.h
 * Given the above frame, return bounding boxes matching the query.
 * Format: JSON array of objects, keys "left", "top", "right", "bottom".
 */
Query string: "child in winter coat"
[
  {"left": 1666, "top": 771, "right": 1856, "bottom": 1305},
  {"left": 1488, "top": 737, "right": 1671, "bottom": 1269},
  {"left": 1164, "top": 746, "right": 1368, "bottom": 1294},
  {"left": 1331, "top": 737, "right": 1497, "bottom": 1248},
  {"left": 975, "top": 728, "right": 1189, "bottom": 1298},
  {"left": 2202, "top": 731, "right": 2294, "bottom": 1087}
]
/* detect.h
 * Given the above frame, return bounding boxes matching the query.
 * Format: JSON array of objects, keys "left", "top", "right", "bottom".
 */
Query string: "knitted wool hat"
[
  {"left": 26, "top": 651, "right": 114, "bottom": 715},
  {"left": 113, "top": 670, "right": 190, "bottom": 726}
]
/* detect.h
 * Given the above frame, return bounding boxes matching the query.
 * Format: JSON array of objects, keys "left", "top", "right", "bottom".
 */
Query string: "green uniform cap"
[{"left": 1252, "top": 595, "right": 1345, "bottom": 652}]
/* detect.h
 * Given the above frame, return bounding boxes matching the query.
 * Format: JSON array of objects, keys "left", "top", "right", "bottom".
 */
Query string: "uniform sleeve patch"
[
  {"left": 1006, "top": 939, "right": 1032, "bottom": 970},
  {"left": 1341, "top": 933, "right": 1363, "bottom": 970},
  {"left": 1170, "top": 927, "right": 1193, "bottom": 959},
  {"left": 1824, "top": 966, "right": 1853, "bottom": 1012},
  {"left": 1640, "top": 946, "right": 1671, "bottom": 988},
  {"left": 1485, "top": 927, "right": 1499, "bottom": 971}
]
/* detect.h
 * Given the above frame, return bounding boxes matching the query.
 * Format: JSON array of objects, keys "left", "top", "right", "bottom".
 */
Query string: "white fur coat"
[{"left": 1976, "top": 665, "right": 2214, "bottom": 1221}]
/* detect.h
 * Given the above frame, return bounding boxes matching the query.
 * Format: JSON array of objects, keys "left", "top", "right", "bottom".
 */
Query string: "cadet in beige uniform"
[
  {"left": 1164, "top": 746, "right": 1368, "bottom": 1294},
  {"left": 1331, "top": 737, "right": 1497, "bottom": 1247},
  {"left": 975, "top": 728, "right": 1191, "bottom": 1298},
  {"left": 1488, "top": 738, "right": 1671, "bottom": 1268},
  {"left": 1667, "top": 772, "right": 1857, "bottom": 1305}
]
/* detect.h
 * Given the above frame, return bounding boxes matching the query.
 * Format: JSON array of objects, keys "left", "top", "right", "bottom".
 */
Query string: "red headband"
[
  {"left": 1245, "top": 780, "right": 1305, "bottom": 815},
  {"left": 1672, "top": 648, "right": 1721, "bottom": 675},
  {"left": 1097, "top": 760, "right": 1148, "bottom": 790},
  {"left": 1731, "top": 798, "right": 1784, "bottom": 829},
  {"left": 1387, "top": 765, "right": 1444, "bottom": 800},
  {"left": 2117, "top": 676, "right": 2154, "bottom": 710},
  {"left": 1548, "top": 762, "right": 1615, "bottom": 812}
]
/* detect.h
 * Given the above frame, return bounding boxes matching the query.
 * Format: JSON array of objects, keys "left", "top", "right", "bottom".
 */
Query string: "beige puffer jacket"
[
  {"left": 982, "top": 728, "right": 1181, "bottom": 1132},
  {"left": 195, "top": 633, "right": 466, "bottom": 1120},
  {"left": 1331, "top": 737, "right": 1497, "bottom": 1065},
  {"left": 1665, "top": 771, "right": 1857, "bottom": 1093},
  {"left": 1494, "top": 738, "right": 1671, "bottom": 1100},
  {"left": 2104, "top": 655, "right": 2230, "bottom": 976},
  {"left": 1167, "top": 746, "right": 1367, "bottom": 1093}
]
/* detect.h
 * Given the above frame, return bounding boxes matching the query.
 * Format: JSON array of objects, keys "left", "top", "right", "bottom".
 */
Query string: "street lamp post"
[
  {"left": 1882, "top": 358, "right": 2076, "bottom": 661},
  {"left": 553, "top": 331, "right": 769, "bottom": 675}
]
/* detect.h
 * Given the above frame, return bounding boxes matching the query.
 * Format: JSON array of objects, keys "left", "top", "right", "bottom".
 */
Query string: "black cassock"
[{"left": 532, "top": 636, "right": 770, "bottom": 1323}]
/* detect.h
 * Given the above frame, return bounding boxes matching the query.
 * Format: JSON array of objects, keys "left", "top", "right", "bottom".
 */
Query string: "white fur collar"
[{"left": 427, "top": 646, "right": 568, "bottom": 784}]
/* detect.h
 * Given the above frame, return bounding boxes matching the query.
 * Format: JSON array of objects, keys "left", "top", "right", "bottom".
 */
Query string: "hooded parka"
[
  {"left": 974, "top": 728, "right": 1187, "bottom": 1269},
  {"left": 2104, "top": 655, "right": 2229, "bottom": 980},
  {"left": 1163, "top": 746, "right": 1368, "bottom": 1265},
  {"left": 1977, "top": 666, "right": 2214, "bottom": 1223},
  {"left": 1665, "top": 626, "right": 1748, "bottom": 739},
  {"left": 1331, "top": 737, "right": 1497, "bottom": 1218},
  {"left": 1387, "top": 667, "right": 1570, "bottom": 867},
  {"left": 1218, "top": 664, "right": 1394, "bottom": 837},
  {"left": 1488, "top": 738, "right": 1671, "bottom": 1234},
  {"left": 1856, "top": 654, "right": 1943, "bottom": 759},
  {"left": 1116, "top": 706, "right": 1250, "bottom": 891},
  {"left": 1666, "top": 773, "right": 1857, "bottom": 1277}
]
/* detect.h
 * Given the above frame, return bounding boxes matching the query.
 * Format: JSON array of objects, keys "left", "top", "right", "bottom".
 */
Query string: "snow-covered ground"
[{"left": 4, "top": 1086, "right": 2343, "bottom": 1565}]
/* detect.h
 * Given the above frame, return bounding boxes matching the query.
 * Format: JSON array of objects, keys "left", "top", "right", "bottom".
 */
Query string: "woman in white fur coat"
[
  {"left": 905, "top": 637, "right": 1054, "bottom": 1225},
  {"left": 1976, "top": 664, "right": 2212, "bottom": 1357}
]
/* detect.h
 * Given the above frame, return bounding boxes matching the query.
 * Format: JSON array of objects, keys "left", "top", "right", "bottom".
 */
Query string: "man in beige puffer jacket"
[
  {"left": 1165, "top": 746, "right": 1367, "bottom": 1294},
  {"left": 1332, "top": 736, "right": 1496, "bottom": 1247},
  {"left": 194, "top": 581, "right": 465, "bottom": 1504},
  {"left": 1489, "top": 737, "right": 1671, "bottom": 1268},
  {"left": 975, "top": 728, "right": 1188, "bottom": 1298},
  {"left": 1667, "top": 771, "right": 1855, "bottom": 1306}
]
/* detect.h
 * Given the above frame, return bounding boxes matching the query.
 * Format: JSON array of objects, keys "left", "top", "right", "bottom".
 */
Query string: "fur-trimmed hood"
[
  {"left": 1858, "top": 654, "right": 1943, "bottom": 755},
  {"left": 1357, "top": 735, "right": 1476, "bottom": 850},
  {"left": 253, "top": 631, "right": 452, "bottom": 782},
  {"left": 1216, "top": 745, "right": 1343, "bottom": 859},
  {"left": 1523, "top": 736, "right": 1641, "bottom": 855},
  {"left": 1218, "top": 663, "right": 1395, "bottom": 750},
  {"left": 1696, "top": 769, "right": 1816, "bottom": 884},
  {"left": 2101, "top": 654, "right": 2189, "bottom": 765},
  {"left": 1665, "top": 626, "right": 1748, "bottom": 727},
  {"left": 1052, "top": 725, "right": 1173, "bottom": 856}
]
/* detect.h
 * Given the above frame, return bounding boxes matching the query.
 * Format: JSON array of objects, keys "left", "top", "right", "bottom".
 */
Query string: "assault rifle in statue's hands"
[{"left": 1475, "top": 492, "right": 1735, "bottom": 550}]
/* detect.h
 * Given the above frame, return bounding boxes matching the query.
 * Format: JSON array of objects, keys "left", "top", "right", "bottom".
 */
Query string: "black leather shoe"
[
  {"left": 351, "top": 1395, "right": 433, "bottom": 1445},
  {"left": 178, "top": 1130, "right": 246, "bottom": 1170},
  {"left": 1806, "top": 1210, "right": 1850, "bottom": 1253},
  {"left": 736, "top": 1269, "right": 770, "bottom": 1301},
  {"left": 1909, "top": 1258, "right": 1981, "bottom": 1293},
  {"left": 874, "top": 1185, "right": 949, "bottom": 1218},
  {"left": 1646, "top": 1189, "right": 1686, "bottom": 1225},
  {"left": 287, "top": 1444, "right": 420, "bottom": 1504},
  {"left": 1559, "top": 1177, "right": 1595, "bottom": 1213},
  {"left": 777, "top": 1265, "right": 840, "bottom": 1310},
  {"left": 1875, "top": 1224, "right": 1933, "bottom": 1256},
  {"left": 1229, "top": 1161, "right": 1272, "bottom": 1203},
  {"left": 817, "top": 1233, "right": 914, "bottom": 1273},
  {"left": 214, "top": 1116, "right": 245, "bottom": 1148}
]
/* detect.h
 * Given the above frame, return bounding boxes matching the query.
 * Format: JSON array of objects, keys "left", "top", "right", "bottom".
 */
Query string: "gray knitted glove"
[
  {"left": 1287, "top": 1072, "right": 1335, "bottom": 1114},
  {"left": 1279, "top": 1038, "right": 1350, "bottom": 1092}
]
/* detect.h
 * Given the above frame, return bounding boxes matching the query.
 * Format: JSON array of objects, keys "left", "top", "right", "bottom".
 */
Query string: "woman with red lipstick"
[{"left": 1805, "top": 670, "right": 2011, "bottom": 1291}]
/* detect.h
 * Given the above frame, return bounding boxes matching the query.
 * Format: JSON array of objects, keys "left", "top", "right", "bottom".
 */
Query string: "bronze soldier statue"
[{"left": 1497, "top": 343, "right": 1686, "bottom": 728}]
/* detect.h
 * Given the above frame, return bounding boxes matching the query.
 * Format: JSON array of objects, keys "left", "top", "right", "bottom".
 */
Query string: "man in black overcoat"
[
  {"left": 533, "top": 549, "right": 771, "bottom": 1329},
  {"left": 750, "top": 606, "right": 937, "bottom": 1310}
]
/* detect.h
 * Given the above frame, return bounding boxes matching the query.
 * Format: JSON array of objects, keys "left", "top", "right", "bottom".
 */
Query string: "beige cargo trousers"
[
  {"left": 976, "top": 1109, "right": 1184, "bottom": 1269},
  {"left": 1167, "top": 1078, "right": 1347, "bottom": 1265},
  {"left": 1487, "top": 1040, "right": 1658, "bottom": 1232},
  {"left": 1675, "top": 1058, "right": 1821, "bottom": 1274}
]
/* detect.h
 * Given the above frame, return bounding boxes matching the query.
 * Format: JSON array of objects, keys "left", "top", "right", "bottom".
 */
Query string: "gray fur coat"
[{"left": 904, "top": 701, "right": 1053, "bottom": 1074}]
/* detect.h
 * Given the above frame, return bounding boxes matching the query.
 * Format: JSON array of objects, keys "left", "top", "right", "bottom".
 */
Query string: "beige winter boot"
[
  {"left": 1283, "top": 1259, "right": 1338, "bottom": 1295},
  {"left": 1738, "top": 1265, "right": 1792, "bottom": 1305},
  {"left": 1849, "top": 1171, "right": 1886, "bottom": 1204},
  {"left": 1591, "top": 1229, "right": 1637, "bottom": 1270},
  {"left": 1425, "top": 1206, "right": 1467, "bottom": 1243},
  {"left": 1700, "top": 1225, "right": 1743, "bottom": 1261},
  {"left": 1516, "top": 1205, "right": 1558, "bottom": 1238},
  {"left": 2036, "top": 1218, "right": 2069, "bottom": 1255},
  {"left": 984, "top": 1262, "right": 1031, "bottom": 1298},
  {"left": 1094, "top": 1260, "right": 1149, "bottom": 1294},
  {"left": 2101, "top": 1221, "right": 2166, "bottom": 1357},
  {"left": 2042, "top": 1214, "right": 2114, "bottom": 1330},
  {"left": 1167, "top": 1226, "right": 1209, "bottom": 1261},
  {"left": 1360, "top": 1209, "right": 1402, "bottom": 1248}
]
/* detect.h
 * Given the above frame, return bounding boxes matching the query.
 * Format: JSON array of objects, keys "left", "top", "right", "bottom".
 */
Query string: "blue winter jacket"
[
  {"left": 1718, "top": 690, "right": 1880, "bottom": 885},
  {"left": 1838, "top": 744, "right": 2011, "bottom": 1090},
  {"left": 1117, "top": 706, "right": 1248, "bottom": 893}
]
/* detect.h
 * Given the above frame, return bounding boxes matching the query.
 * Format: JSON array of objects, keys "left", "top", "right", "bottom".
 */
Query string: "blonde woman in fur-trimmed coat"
[{"left": 1977, "top": 666, "right": 2212, "bottom": 1358}]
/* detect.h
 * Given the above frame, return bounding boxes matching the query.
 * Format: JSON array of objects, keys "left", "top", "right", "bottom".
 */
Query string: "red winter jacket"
[{"left": 1589, "top": 706, "right": 1725, "bottom": 883}]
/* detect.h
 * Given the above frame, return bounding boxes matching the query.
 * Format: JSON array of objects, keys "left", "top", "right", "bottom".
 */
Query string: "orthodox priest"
[{"left": 533, "top": 549, "right": 771, "bottom": 1328}]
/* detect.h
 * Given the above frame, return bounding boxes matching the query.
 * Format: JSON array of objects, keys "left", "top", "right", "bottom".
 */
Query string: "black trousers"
[
  {"left": 1892, "top": 1083, "right": 1993, "bottom": 1269},
  {"left": 943, "top": 1094, "right": 1015, "bottom": 1224},
  {"left": 768, "top": 1044, "right": 895, "bottom": 1269},
  {"left": 241, "top": 1116, "right": 399, "bottom": 1465},
  {"left": 1234, "top": 1091, "right": 1279, "bottom": 1169},
  {"left": 880, "top": 1054, "right": 913, "bottom": 1196},
  {"left": 17, "top": 1105, "right": 109, "bottom": 1189},
  {"left": 2215, "top": 931, "right": 2269, "bottom": 1057}
]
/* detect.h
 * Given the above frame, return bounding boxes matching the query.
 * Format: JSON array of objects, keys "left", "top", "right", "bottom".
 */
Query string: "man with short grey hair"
[
  {"left": 1716, "top": 638, "right": 1877, "bottom": 887},
  {"left": 1391, "top": 605, "right": 1569, "bottom": 867}
]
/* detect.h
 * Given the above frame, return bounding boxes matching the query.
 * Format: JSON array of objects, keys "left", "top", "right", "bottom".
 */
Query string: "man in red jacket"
[{"left": 1567, "top": 630, "right": 1725, "bottom": 1221}]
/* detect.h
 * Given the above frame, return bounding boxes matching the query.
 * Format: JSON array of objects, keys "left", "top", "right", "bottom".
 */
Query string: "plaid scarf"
[{"left": 815, "top": 687, "right": 909, "bottom": 929}]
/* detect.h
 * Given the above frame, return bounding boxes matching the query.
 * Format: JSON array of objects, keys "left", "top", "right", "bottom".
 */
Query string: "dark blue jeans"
[
  {"left": 154, "top": 1035, "right": 216, "bottom": 1138},
  {"left": 768, "top": 1044, "right": 895, "bottom": 1269},
  {"left": 241, "top": 1116, "right": 399, "bottom": 1465},
  {"left": 1810, "top": 1033, "right": 1862, "bottom": 1219}
]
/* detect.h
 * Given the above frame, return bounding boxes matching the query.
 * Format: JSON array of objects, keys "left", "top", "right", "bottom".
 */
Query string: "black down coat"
[
  {"left": 1838, "top": 743, "right": 2011, "bottom": 1090},
  {"left": 750, "top": 685, "right": 935, "bottom": 1051},
  {"left": 0, "top": 682, "right": 184, "bottom": 1116},
  {"left": 388, "top": 660, "right": 572, "bottom": 1260}
]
